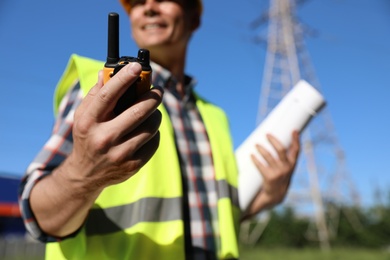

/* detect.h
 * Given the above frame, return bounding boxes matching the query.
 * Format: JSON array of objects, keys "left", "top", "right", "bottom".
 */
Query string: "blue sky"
[{"left": 1, "top": 0, "right": 389, "bottom": 207}]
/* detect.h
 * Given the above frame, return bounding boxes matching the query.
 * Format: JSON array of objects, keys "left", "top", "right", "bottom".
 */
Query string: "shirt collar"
[{"left": 151, "top": 61, "right": 197, "bottom": 102}]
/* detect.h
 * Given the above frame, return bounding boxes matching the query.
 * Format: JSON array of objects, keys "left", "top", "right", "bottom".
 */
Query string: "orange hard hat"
[{"left": 119, "top": 0, "right": 203, "bottom": 15}]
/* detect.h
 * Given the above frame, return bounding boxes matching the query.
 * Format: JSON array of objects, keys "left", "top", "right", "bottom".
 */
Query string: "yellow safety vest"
[{"left": 47, "top": 54, "right": 240, "bottom": 260}]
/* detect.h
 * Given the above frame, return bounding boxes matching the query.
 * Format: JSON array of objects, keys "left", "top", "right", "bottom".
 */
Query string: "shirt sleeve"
[{"left": 18, "top": 82, "right": 83, "bottom": 242}]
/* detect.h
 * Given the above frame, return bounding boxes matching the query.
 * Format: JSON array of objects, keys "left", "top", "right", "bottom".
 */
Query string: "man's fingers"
[
  {"left": 111, "top": 86, "right": 163, "bottom": 139},
  {"left": 251, "top": 154, "right": 267, "bottom": 177},
  {"left": 254, "top": 144, "right": 277, "bottom": 168},
  {"left": 133, "top": 131, "right": 161, "bottom": 168},
  {"left": 122, "top": 131, "right": 161, "bottom": 174},
  {"left": 288, "top": 131, "right": 300, "bottom": 164},
  {"left": 115, "top": 109, "right": 162, "bottom": 149},
  {"left": 87, "top": 63, "right": 142, "bottom": 120},
  {"left": 90, "top": 86, "right": 163, "bottom": 155},
  {"left": 266, "top": 134, "right": 288, "bottom": 163}
]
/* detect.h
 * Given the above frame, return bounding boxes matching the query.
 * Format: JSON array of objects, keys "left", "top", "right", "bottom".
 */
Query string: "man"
[{"left": 19, "top": 0, "right": 300, "bottom": 259}]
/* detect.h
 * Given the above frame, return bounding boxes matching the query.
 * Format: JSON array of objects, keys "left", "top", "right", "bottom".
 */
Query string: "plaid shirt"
[{"left": 19, "top": 62, "right": 219, "bottom": 257}]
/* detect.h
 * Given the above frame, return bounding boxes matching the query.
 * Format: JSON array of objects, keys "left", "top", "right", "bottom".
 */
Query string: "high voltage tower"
[{"left": 240, "top": 0, "right": 360, "bottom": 250}]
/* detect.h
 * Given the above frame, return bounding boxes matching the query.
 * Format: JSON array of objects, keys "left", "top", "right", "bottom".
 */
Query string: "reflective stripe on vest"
[
  {"left": 47, "top": 54, "right": 240, "bottom": 260},
  {"left": 86, "top": 179, "right": 238, "bottom": 236}
]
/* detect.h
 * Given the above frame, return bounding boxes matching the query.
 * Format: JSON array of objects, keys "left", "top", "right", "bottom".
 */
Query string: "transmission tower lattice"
[{"left": 239, "top": 0, "right": 360, "bottom": 250}]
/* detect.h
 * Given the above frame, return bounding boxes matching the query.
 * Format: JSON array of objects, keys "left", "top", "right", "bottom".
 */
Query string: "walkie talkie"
[{"left": 103, "top": 12, "right": 152, "bottom": 115}]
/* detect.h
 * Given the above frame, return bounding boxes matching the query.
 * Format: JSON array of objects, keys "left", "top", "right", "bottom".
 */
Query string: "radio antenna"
[{"left": 105, "top": 12, "right": 120, "bottom": 68}]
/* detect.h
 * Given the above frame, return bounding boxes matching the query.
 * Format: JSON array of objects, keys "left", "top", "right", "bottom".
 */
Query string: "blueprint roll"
[{"left": 235, "top": 80, "right": 326, "bottom": 212}]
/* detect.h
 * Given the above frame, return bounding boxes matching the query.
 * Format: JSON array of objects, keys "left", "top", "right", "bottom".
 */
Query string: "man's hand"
[
  {"left": 68, "top": 62, "right": 162, "bottom": 190},
  {"left": 30, "top": 62, "right": 163, "bottom": 237},
  {"left": 242, "top": 131, "right": 300, "bottom": 220}
]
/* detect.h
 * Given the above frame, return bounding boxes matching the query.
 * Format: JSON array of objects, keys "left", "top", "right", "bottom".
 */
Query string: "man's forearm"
[{"left": 30, "top": 160, "right": 102, "bottom": 238}]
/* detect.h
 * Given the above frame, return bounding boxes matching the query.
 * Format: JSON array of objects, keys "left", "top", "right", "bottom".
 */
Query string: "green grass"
[{"left": 239, "top": 246, "right": 390, "bottom": 260}]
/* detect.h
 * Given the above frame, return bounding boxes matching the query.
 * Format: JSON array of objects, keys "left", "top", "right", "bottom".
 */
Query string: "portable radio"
[{"left": 103, "top": 12, "right": 152, "bottom": 115}]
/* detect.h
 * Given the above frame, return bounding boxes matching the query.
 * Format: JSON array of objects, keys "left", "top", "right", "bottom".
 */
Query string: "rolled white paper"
[{"left": 235, "top": 80, "right": 326, "bottom": 211}]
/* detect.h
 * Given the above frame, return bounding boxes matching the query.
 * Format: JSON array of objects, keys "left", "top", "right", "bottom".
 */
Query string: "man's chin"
[{"left": 137, "top": 41, "right": 170, "bottom": 52}]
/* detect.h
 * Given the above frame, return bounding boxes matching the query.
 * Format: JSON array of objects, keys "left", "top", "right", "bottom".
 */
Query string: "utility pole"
[{"left": 240, "top": 0, "right": 360, "bottom": 250}]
